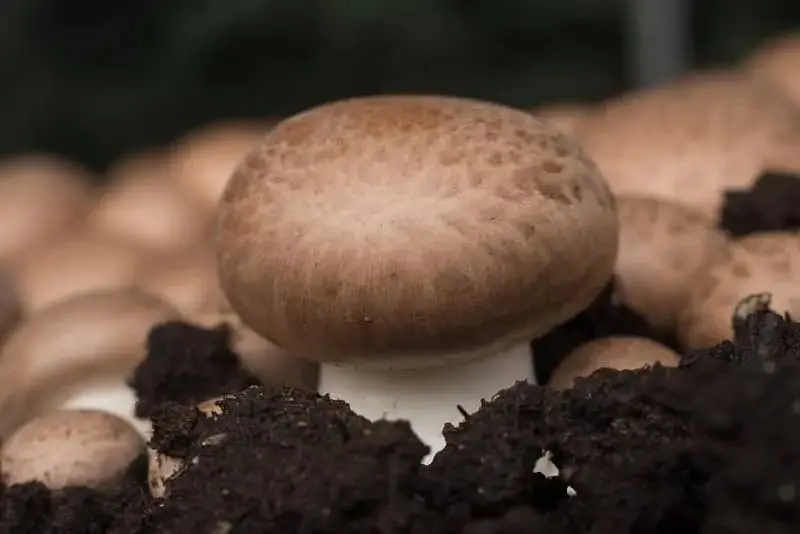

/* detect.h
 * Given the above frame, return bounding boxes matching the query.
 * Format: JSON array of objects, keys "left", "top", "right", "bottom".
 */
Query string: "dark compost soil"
[{"left": 2, "top": 174, "right": 800, "bottom": 533}]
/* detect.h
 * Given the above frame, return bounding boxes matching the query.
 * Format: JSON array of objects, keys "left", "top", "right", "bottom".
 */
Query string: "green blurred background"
[{"left": 0, "top": 0, "right": 798, "bottom": 173}]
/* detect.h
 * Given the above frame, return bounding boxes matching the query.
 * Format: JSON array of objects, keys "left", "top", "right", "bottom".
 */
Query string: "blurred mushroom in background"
[
  {"left": 0, "top": 288, "right": 180, "bottom": 440},
  {"left": 7, "top": 232, "right": 144, "bottom": 313},
  {"left": 548, "top": 336, "right": 680, "bottom": 390},
  {"left": 744, "top": 32, "right": 800, "bottom": 110},
  {"left": 167, "top": 120, "right": 270, "bottom": 216},
  {"left": 0, "top": 264, "right": 22, "bottom": 346},
  {"left": 575, "top": 71, "right": 800, "bottom": 215},
  {"left": 0, "top": 154, "right": 92, "bottom": 261},
  {"left": 614, "top": 195, "right": 729, "bottom": 335},
  {"left": 1, "top": 409, "right": 145, "bottom": 491},
  {"left": 86, "top": 150, "right": 210, "bottom": 254},
  {"left": 529, "top": 102, "right": 592, "bottom": 136}
]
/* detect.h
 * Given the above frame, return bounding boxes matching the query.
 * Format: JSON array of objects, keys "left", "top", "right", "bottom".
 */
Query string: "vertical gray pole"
[{"left": 627, "top": 0, "right": 692, "bottom": 88}]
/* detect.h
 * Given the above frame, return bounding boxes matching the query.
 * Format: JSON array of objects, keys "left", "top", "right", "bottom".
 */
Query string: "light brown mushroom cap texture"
[
  {"left": 575, "top": 71, "right": 800, "bottom": 214},
  {"left": 0, "top": 154, "right": 92, "bottom": 260},
  {"left": 614, "top": 195, "right": 729, "bottom": 331},
  {"left": 678, "top": 232, "right": 800, "bottom": 349},
  {"left": 745, "top": 33, "right": 800, "bottom": 109},
  {"left": 1, "top": 409, "right": 145, "bottom": 490},
  {"left": 0, "top": 288, "right": 180, "bottom": 439},
  {"left": 217, "top": 95, "right": 619, "bottom": 363},
  {"left": 548, "top": 336, "right": 680, "bottom": 390}
]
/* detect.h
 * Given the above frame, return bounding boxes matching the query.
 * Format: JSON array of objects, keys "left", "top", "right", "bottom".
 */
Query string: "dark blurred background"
[{"left": 1, "top": 0, "right": 799, "bottom": 174}]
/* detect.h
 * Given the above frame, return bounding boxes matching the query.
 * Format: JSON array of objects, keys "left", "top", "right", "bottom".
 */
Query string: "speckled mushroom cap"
[
  {"left": 745, "top": 33, "right": 800, "bottom": 109},
  {"left": 614, "top": 195, "right": 729, "bottom": 332},
  {"left": 216, "top": 95, "right": 619, "bottom": 365},
  {"left": 575, "top": 71, "right": 800, "bottom": 214},
  {"left": 548, "top": 336, "right": 680, "bottom": 390},
  {"left": 678, "top": 232, "right": 800, "bottom": 349},
  {"left": 1, "top": 409, "right": 145, "bottom": 491}
]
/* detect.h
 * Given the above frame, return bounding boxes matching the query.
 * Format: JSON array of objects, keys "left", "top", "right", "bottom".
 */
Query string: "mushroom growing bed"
[{"left": 3, "top": 95, "right": 800, "bottom": 533}]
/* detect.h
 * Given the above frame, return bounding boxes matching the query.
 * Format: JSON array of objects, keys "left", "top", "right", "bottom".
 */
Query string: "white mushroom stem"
[
  {"left": 318, "top": 341, "right": 536, "bottom": 463},
  {"left": 61, "top": 383, "right": 151, "bottom": 439}
]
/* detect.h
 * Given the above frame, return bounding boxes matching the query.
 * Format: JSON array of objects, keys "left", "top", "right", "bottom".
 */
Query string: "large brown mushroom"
[{"left": 215, "top": 95, "right": 619, "bottom": 459}]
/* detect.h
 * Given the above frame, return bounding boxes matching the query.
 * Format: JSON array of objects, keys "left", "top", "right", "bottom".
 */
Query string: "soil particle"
[
  {"left": 719, "top": 171, "right": 800, "bottom": 237},
  {"left": 129, "top": 320, "right": 260, "bottom": 418}
]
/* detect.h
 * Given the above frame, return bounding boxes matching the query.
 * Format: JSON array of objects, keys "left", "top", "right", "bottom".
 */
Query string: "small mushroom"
[
  {"left": 147, "top": 395, "right": 232, "bottom": 498},
  {"left": 744, "top": 33, "right": 800, "bottom": 109},
  {"left": 0, "top": 288, "right": 180, "bottom": 439},
  {"left": 216, "top": 95, "right": 619, "bottom": 460},
  {"left": 0, "top": 154, "right": 92, "bottom": 260},
  {"left": 167, "top": 120, "right": 268, "bottom": 215},
  {"left": 614, "top": 195, "right": 729, "bottom": 332},
  {"left": 529, "top": 102, "right": 591, "bottom": 136},
  {"left": 1, "top": 409, "right": 145, "bottom": 491},
  {"left": 548, "top": 336, "right": 680, "bottom": 390},
  {"left": 8, "top": 232, "right": 144, "bottom": 313},
  {"left": 575, "top": 71, "right": 800, "bottom": 213},
  {"left": 87, "top": 153, "right": 209, "bottom": 253},
  {"left": 678, "top": 232, "right": 800, "bottom": 349}
]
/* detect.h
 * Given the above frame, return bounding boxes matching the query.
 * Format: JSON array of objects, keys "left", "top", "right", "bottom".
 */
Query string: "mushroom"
[
  {"left": 1, "top": 409, "right": 145, "bottom": 491},
  {"left": 678, "top": 231, "right": 800, "bottom": 349},
  {"left": 147, "top": 395, "right": 232, "bottom": 498},
  {"left": 744, "top": 33, "right": 800, "bottom": 109},
  {"left": 0, "top": 264, "right": 22, "bottom": 345},
  {"left": 86, "top": 152, "right": 209, "bottom": 253},
  {"left": 215, "top": 95, "right": 619, "bottom": 459},
  {"left": 0, "top": 288, "right": 180, "bottom": 439},
  {"left": 614, "top": 195, "right": 729, "bottom": 333},
  {"left": 8, "top": 232, "right": 144, "bottom": 313},
  {"left": 574, "top": 71, "right": 800, "bottom": 214},
  {"left": 547, "top": 336, "right": 680, "bottom": 390},
  {"left": 167, "top": 120, "right": 268, "bottom": 215},
  {"left": 135, "top": 243, "right": 222, "bottom": 314},
  {"left": 528, "top": 102, "right": 592, "bottom": 136},
  {"left": 0, "top": 153, "right": 92, "bottom": 260}
]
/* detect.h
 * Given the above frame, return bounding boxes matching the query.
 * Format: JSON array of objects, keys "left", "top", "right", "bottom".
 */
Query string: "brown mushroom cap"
[
  {"left": 548, "top": 336, "right": 680, "bottom": 390},
  {"left": 87, "top": 154, "right": 209, "bottom": 252},
  {"left": 217, "top": 95, "right": 618, "bottom": 364},
  {"left": 0, "top": 288, "right": 180, "bottom": 439},
  {"left": 575, "top": 71, "right": 800, "bottom": 213},
  {"left": 745, "top": 33, "right": 800, "bottom": 109},
  {"left": 678, "top": 232, "right": 800, "bottom": 349},
  {"left": 614, "top": 195, "right": 730, "bottom": 331},
  {"left": 8, "top": 232, "right": 144, "bottom": 313},
  {"left": 1, "top": 409, "right": 145, "bottom": 491},
  {"left": 529, "top": 102, "right": 592, "bottom": 136},
  {"left": 0, "top": 154, "right": 92, "bottom": 260},
  {"left": 168, "top": 120, "right": 268, "bottom": 214}
]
